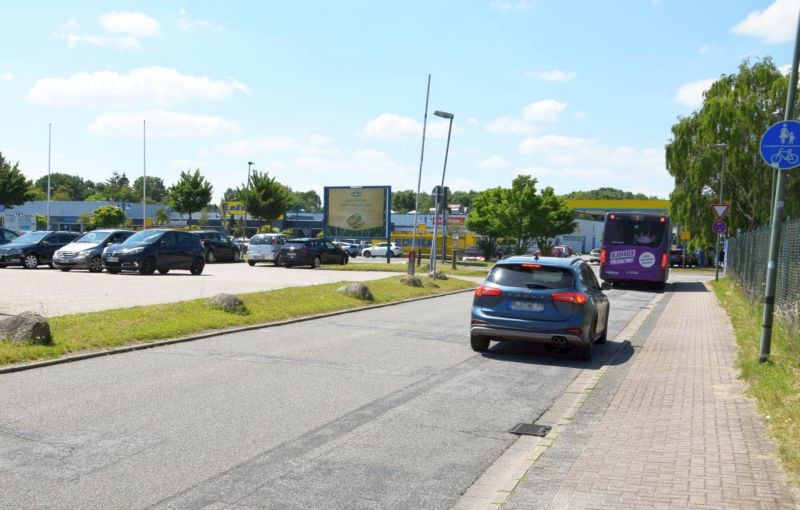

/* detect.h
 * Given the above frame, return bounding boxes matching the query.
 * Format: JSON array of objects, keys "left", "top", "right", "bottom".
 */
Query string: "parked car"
[
  {"left": 231, "top": 237, "right": 250, "bottom": 254},
  {"left": 0, "top": 227, "right": 19, "bottom": 246},
  {"left": 470, "top": 255, "right": 610, "bottom": 361},
  {"left": 53, "top": 229, "right": 135, "bottom": 272},
  {"left": 276, "top": 238, "right": 349, "bottom": 268},
  {"left": 589, "top": 248, "right": 601, "bottom": 263},
  {"left": 247, "top": 233, "right": 290, "bottom": 266},
  {"left": 685, "top": 251, "right": 699, "bottom": 267},
  {"left": 0, "top": 231, "right": 81, "bottom": 269},
  {"left": 102, "top": 229, "right": 205, "bottom": 275},
  {"left": 550, "top": 245, "right": 574, "bottom": 258},
  {"left": 669, "top": 249, "right": 685, "bottom": 267},
  {"left": 334, "top": 241, "right": 360, "bottom": 258},
  {"left": 361, "top": 242, "right": 402, "bottom": 258},
  {"left": 191, "top": 230, "right": 242, "bottom": 263}
]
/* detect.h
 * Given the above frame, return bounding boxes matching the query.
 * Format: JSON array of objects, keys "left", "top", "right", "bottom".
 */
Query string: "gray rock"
[
  {"left": 0, "top": 312, "right": 53, "bottom": 345},
  {"left": 336, "top": 283, "right": 374, "bottom": 301},
  {"left": 430, "top": 270, "right": 449, "bottom": 280},
  {"left": 399, "top": 275, "right": 423, "bottom": 287},
  {"left": 206, "top": 293, "right": 246, "bottom": 313}
]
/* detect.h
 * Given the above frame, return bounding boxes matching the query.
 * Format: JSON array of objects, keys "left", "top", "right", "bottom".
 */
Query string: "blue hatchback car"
[{"left": 470, "top": 256, "right": 610, "bottom": 361}]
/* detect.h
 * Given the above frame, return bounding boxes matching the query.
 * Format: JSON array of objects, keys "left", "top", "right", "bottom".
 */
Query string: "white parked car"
[
  {"left": 247, "top": 233, "right": 289, "bottom": 265},
  {"left": 361, "top": 242, "right": 402, "bottom": 258}
]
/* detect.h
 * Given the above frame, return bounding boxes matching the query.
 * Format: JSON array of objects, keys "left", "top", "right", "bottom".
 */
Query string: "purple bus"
[{"left": 599, "top": 212, "right": 670, "bottom": 289}]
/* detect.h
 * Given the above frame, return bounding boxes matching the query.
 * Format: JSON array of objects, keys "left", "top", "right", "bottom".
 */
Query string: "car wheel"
[
  {"left": 470, "top": 335, "right": 490, "bottom": 352},
  {"left": 140, "top": 257, "right": 156, "bottom": 275},
  {"left": 340, "top": 255, "right": 348, "bottom": 265},
  {"left": 248, "top": 260, "right": 256, "bottom": 267},
  {"left": 363, "top": 251, "right": 371, "bottom": 258},
  {"left": 190, "top": 257, "right": 205, "bottom": 275},
  {"left": 233, "top": 251, "right": 241, "bottom": 262},
  {"left": 596, "top": 316, "right": 608, "bottom": 344},
  {"left": 311, "top": 256, "right": 321, "bottom": 269},
  {"left": 206, "top": 249, "right": 216, "bottom": 263},
  {"left": 0, "top": 264, "right": 6, "bottom": 268},
  {"left": 59, "top": 268, "right": 71, "bottom": 272},
  {"left": 23, "top": 254, "right": 39, "bottom": 269},
  {"left": 158, "top": 268, "right": 170, "bottom": 274},
  {"left": 107, "top": 268, "right": 121, "bottom": 274},
  {"left": 88, "top": 256, "right": 103, "bottom": 273}
]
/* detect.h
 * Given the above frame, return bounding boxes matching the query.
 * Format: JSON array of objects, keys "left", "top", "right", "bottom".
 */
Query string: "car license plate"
[
  {"left": 107, "top": 256, "right": 119, "bottom": 262},
  {"left": 509, "top": 300, "right": 544, "bottom": 312}
]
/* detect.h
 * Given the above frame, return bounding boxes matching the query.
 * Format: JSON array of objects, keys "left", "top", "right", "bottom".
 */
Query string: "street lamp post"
[
  {"left": 430, "top": 110, "right": 453, "bottom": 276},
  {"left": 245, "top": 161, "right": 254, "bottom": 240},
  {"left": 711, "top": 143, "right": 726, "bottom": 282}
]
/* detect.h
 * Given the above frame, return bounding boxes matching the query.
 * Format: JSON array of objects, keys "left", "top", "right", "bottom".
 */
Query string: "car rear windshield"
[{"left": 486, "top": 263, "right": 574, "bottom": 289}]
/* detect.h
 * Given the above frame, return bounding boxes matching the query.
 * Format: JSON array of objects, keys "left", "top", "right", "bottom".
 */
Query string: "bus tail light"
[
  {"left": 600, "top": 248, "right": 607, "bottom": 266},
  {"left": 661, "top": 253, "right": 668, "bottom": 270},
  {"left": 552, "top": 292, "right": 587, "bottom": 305},
  {"left": 475, "top": 285, "right": 502, "bottom": 297}
]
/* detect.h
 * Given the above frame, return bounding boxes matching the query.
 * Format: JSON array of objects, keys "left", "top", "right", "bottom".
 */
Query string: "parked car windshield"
[
  {"left": 9, "top": 231, "right": 49, "bottom": 244},
  {"left": 487, "top": 263, "right": 574, "bottom": 289},
  {"left": 75, "top": 231, "right": 111, "bottom": 244},
  {"left": 123, "top": 230, "right": 164, "bottom": 244}
]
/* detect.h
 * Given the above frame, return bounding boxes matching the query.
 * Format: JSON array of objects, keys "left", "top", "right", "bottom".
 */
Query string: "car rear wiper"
[{"left": 526, "top": 283, "right": 548, "bottom": 289}]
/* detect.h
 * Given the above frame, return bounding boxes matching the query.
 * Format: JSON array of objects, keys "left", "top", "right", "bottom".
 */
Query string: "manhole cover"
[{"left": 509, "top": 423, "right": 551, "bottom": 436}]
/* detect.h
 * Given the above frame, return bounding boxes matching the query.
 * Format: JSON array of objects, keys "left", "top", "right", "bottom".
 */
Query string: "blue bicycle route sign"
[{"left": 760, "top": 120, "right": 800, "bottom": 170}]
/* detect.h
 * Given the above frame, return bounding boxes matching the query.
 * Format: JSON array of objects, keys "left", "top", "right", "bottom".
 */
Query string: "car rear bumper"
[{"left": 470, "top": 324, "right": 588, "bottom": 346}]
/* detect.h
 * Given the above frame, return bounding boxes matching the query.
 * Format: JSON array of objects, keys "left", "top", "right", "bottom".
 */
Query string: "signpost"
[{"left": 712, "top": 219, "right": 727, "bottom": 234}]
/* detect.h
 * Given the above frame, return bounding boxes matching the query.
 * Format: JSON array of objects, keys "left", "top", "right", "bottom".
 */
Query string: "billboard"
[
  {"left": 221, "top": 201, "right": 246, "bottom": 217},
  {"left": 324, "top": 186, "right": 391, "bottom": 238}
]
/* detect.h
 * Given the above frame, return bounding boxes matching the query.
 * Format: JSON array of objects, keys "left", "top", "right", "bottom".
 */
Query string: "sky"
[{"left": 1, "top": 0, "right": 799, "bottom": 203}]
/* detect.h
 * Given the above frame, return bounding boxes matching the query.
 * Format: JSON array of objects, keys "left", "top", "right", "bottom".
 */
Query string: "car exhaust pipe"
[{"left": 551, "top": 336, "right": 567, "bottom": 344}]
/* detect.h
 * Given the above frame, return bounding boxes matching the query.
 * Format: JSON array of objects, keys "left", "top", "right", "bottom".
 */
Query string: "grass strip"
[
  {"left": 0, "top": 275, "right": 477, "bottom": 367},
  {"left": 710, "top": 278, "right": 800, "bottom": 485},
  {"left": 331, "top": 262, "right": 490, "bottom": 278}
]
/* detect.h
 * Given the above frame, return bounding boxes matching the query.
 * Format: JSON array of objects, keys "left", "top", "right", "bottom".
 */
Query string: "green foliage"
[
  {"left": 392, "top": 190, "right": 417, "bottom": 212},
  {"left": 449, "top": 190, "right": 480, "bottom": 208},
  {"left": 91, "top": 205, "right": 126, "bottom": 228},
  {"left": 133, "top": 176, "right": 167, "bottom": 203},
  {"left": 222, "top": 187, "right": 240, "bottom": 201},
  {"left": 0, "top": 153, "right": 35, "bottom": 207},
  {"left": 240, "top": 171, "right": 292, "bottom": 229},
  {"left": 466, "top": 175, "right": 577, "bottom": 252},
  {"left": 562, "top": 187, "right": 657, "bottom": 200},
  {"left": 290, "top": 190, "right": 321, "bottom": 211},
  {"left": 666, "top": 58, "right": 799, "bottom": 248},
  {"left": 33, "top": 172, "right": 99, "bottom": 201},
  {"left": 77, "top": 212, "right": 93, "bottom": 231},
  {"left": 154, "top": 206, "right": 170, "bottom": 226},
  {"left": 167, "top": 169, "right": 213, "bottom": 225}
]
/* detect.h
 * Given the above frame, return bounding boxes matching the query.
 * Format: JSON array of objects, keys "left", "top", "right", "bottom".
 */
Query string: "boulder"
[
  {"left": 336, "top": 283, "right": 374, "bottom": 301},
  {"left": 430, "top": 270, "right": 449, "bottom": 280},
  {"left": 206, "top": 293, "right": 246, "bottom": 313},
  {"left": 399, "top": 275, "right": 423, "bottom": 287},
  {"left": 0, "top": 312, "right": 53, "bottom": 345}
]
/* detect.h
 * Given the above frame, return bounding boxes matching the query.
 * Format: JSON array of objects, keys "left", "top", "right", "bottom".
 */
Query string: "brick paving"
[{"left": 505, "top": 283, "right": 798, "bottom": 509}]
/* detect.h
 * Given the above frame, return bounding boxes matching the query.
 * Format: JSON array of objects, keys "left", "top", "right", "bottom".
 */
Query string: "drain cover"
[{"left": 510, "top": 423, "right": 551, "bottom": 437}]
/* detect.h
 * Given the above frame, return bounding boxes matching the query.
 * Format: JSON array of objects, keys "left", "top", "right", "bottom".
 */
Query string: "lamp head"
[
  {"left": 434, "top": 110, "right": 454, "bottom": 119},
  {"left": 247, "top": 161, "right": 254, "bottom": 166}
]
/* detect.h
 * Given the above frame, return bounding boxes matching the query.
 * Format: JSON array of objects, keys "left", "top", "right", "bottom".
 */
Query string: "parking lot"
[{"left": 0, "top": 261, "right": 401, "bottom": 317}]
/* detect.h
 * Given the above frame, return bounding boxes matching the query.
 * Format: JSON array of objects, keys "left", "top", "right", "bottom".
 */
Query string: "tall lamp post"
[
  {"left": 430, "top": 110, "right": 454, "bottom": 276},
  {"left": 47, "top": 123, "right": 51, "bottom": 230},
  {"left": 710, "top": 143, "right": 726, "bottom": 282},
  {"left": 244, "top": 161, "right": 254, "bottom": 240}
]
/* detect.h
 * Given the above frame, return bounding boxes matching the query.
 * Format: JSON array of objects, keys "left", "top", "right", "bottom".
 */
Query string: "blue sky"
[{"left": 1, "top": 0, "right": 798, "bottom": 203}]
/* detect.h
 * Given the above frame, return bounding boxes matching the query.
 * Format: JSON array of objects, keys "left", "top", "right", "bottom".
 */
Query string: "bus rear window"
[
  {"left": 605, "top": 218, "right": 665, "bottom": 247},
  {"left": 487, "top": 264, "right": 573, "bottom": 289}
]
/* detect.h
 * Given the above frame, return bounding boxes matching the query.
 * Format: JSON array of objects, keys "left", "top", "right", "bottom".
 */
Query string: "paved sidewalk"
[{"left": 503, "top": 282, "right": 798, "bottom": 509}]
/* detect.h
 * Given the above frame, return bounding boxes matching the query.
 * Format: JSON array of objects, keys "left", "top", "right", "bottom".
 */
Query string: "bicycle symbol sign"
[{"left": 760, "top": 120, "right": 800, "bottom": 170}]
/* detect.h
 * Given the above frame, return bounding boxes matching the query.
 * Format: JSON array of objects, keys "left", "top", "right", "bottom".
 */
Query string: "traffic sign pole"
[
  {"left": 714, "top": 147, "right": 726, "bottom": 282},
  {"left": 760, "top": 10, "right": 800, "bottom": 364}
]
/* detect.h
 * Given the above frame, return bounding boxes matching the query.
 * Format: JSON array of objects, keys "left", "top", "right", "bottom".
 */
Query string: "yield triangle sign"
[{"left": 711, "top": 204, "right": 729, "bottom": 218}]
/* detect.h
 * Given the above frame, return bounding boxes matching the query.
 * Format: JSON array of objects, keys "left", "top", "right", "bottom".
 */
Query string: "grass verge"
[
  {"left": 0, "top": 275, "right": 477, "bottom": 367},
  {"left": 332, "top": 261, "right": 490, "bottom": 278},
  {"left": 710, "top": 278, "right": 800, "bottom": 485}
]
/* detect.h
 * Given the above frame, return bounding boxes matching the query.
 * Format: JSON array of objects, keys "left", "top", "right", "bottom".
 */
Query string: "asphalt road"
[{"left": 0, "top": 283, "right": 662, "bottom": 509}]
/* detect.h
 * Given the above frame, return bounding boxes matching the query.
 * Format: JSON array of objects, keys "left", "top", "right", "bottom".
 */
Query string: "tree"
[
  {"left": 0, "top": 153, "right": 34, "bottom": 207},
  {"left": 222, "top": 187, "right": 240, "bottom": 201},
  {"left": 562, "top": 187, "right": 656, "bottom": 200},
  {"left": 154, "top": 206, "right": 170, "bottom": 226},
  {"left": 392, "top": 190, "right": 417, "bottom": 212},
  {"left": 91, "top": 205, "right": 126, "bottom": 228},
  {"left": 133, "top": 176, "right": 168, "bottom": 203},
  {"left": 34, "top": 173, "right": 98, "bottom": 201},
  {"left": 530, "top": 187, "right": 578, "bottom": 255},
  {"left": 449, "top": 190, "right": 480, "bottom": 209},
  {"left": 665, "top": 58, "right": 800, "bottom": 248},
  {"left": 77, "top": 212, "right": 93, "bottom": 232},
  {"left": 240, "top": 171, "right": 292, "bottom": 230},
  {"left": 290, "top": 190, "right": 321, "bottom": 211},
  {"left": 167, "top": 169, "right": 213, "bottom": 225}
]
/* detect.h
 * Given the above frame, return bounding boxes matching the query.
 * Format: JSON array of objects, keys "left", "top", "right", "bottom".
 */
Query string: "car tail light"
[
  {"left": 600, "top": 248, "right": 607, "bottom": 266},
  {"left": 661, "top": 253, "right": 668, "bottom": 270},
  {"left": 552, "top": 292, "right": 587, "bottom": 305},
  {"left": 565, "top": 327, "right": 582, "bottom": 334},
  {"left": 474, "top": 285, "right": 502, "bottom": 297},
  {"left": 522, "top": 263, "right": 542, "bottom": 268}
]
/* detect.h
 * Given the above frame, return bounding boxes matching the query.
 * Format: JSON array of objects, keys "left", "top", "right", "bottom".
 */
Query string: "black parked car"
[
  {"left": 0, "top": 227, "right": 19, "bottom": 245},
  {"left": 0, "top": 231, "right": 80, "bottom": 269},
  {"left": 276, "top": 238, "right": 349, "bottom": 268},
  {"left": 191, "top": 230, "right": 242, "bottom": 263},
  {"left": 102, "top": 229, "right": 206, "bottom": 275}
]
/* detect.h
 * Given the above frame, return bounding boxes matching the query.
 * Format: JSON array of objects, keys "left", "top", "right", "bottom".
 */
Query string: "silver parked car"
[{"left": 53, "top": 229, "right": 135, "bottom": 272}]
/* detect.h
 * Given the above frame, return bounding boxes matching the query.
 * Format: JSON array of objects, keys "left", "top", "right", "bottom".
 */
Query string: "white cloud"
[
  {"left": 485, "top": 116, "right": 538, "bottom": 135},
  {"left": 97, "top": 11, "right": 160, "bottom": 37},
  {"left": 175, "top": 9, "right": 223, "bottom": 33},
  {"left": 675, "top": 78, "right": 716, "bottom": 108},
  {"left": 361, "top": 113, "right": 449, "bottom": 139},
  {"left": 26, "top": 66, "right": 248, "bottom": 108},
  {"left": 530, "top": 70, "right": 576, "bottom": 82},
  {"left": 523, "top": 99, "right": 567, "bottom": 122},
  {"left": 478, "top": 155, "right": 509, "bottom": 168},
  {"left": 1, "top": 72, "right": 13, "bottom": 82},
  {"left": 733, "top": 0, "right": 800, "bottom": 43},
  {"left": 518, "top": 134, "right": 662, "bottom": 169},
  {"left": 489, "top": 0, "right": 533, "bottom": 12},
  {"left": 212, "top": 137, "right": 300, "bottom": 157},
  {"left": 89, "top": 110, "right": 239, "bottom": 138}
]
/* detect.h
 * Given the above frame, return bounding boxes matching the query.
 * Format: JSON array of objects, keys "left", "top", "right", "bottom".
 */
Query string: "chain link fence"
[{"left": 727, "top": 218, "right": 800, "bottom": 354}]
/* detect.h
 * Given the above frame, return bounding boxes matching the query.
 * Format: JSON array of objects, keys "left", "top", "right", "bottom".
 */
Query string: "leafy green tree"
[
  {"left": 449, "top": 190, "right": 480, "bottom": 209},
  {"left": 222, "top": 187, "right": 240, "bottom": 201},
  {"left": 666, "top": 58, "right": 800, "bottom": 247},
  {"left": 133, "top": 176, "right": 168, "bottom": 203},
  {"left": 290, "top": 190, "right": 321, "bottom": 211},
  {"left": 392, "top": 190, "right": 417, "bottom": 212},
  {"left": 239, "top": 171, "right": 293, "bottom": 231},
  {"left": 0, "top": 153, "right": 35, "bottom": 207},
  {"left": 531, "top": 187, "right": 578, "bottom": 254},
  {"left": 34, "top": 173, "right": 99, "bottom": 201},
  {"left": 77, "top": 212, "right": 93, "bottom": 231},
  {"left": 167, "top": 169, "right": 213, "bottom": 226},
  {"left": 91, "top": 205, "right": 126, "bottom": 228},
  {"left": 154, "top": 206, "right": 170, "bottom": 226},
  {"left": 562, "top": 187, "right": 656, "bottom": 200}
]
